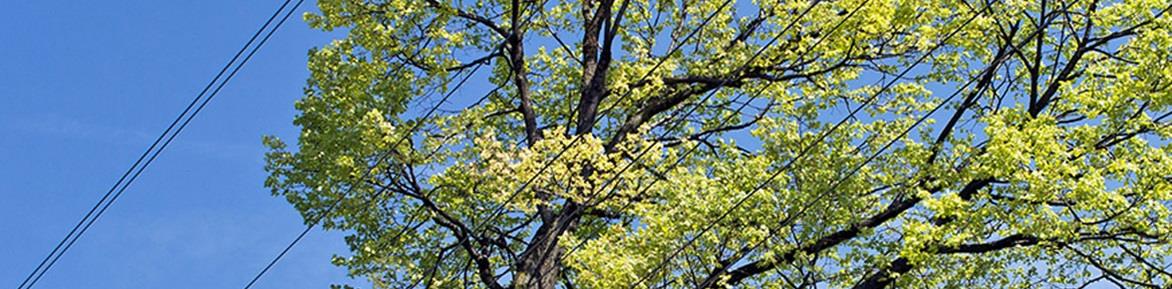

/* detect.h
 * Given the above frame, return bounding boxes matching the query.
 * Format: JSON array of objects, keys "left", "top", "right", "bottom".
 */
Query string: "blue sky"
[
  {"left": 0, "top": 1, "right": 365, "bottom": 288},
  {"left": 0, "top": 1, "right": 1139, "bottom": 288}
]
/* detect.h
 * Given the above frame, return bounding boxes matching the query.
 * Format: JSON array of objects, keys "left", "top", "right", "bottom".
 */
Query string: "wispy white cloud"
[{"left": 3, "top": 113, "right": 262, "bottom": 162}]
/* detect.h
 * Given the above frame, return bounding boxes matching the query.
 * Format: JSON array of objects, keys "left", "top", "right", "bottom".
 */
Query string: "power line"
[
  {"left": 236, "top": 1, "right": 564, "bottom": 286},
  {"left": 360, "top": 2, "right": 738, "bottom": 287},
  {"left": 17, "top": 1, "right": 301, "bottom": 288},
  {"left": 702, "top": 5, "right": 1078, "bottom": 283},
  {"left": 238, "top": 2, "right": 565, "bottom": 286},
  {"left": 522, "top": 0, "right": 835, "bottom": 285},
  {"left": 396, "top": 0, "right": 837, "bottom": 286},
  {"left": 394, "top": 0, "right": 825, "bottom": 286},
  {"left": 466, "top": 0, "right": 737, "bottom": 242},
  {"left": 239, "top": 60, "right": 491, "bottom": 289},
  {"left": 546, "top": 0, "right": 854, "bottom": 277},
  {"left": 627, "top": 7, "right": 988, "bottom": 288},
  {"left": 338, "top": 6, "right": 750, "bottom": 288},
  {"left": 708, "top": 45, "right": 1004, "bottom": 287},
  {"left": 285, "top": 0, "right": 972, "bottom": 287}
]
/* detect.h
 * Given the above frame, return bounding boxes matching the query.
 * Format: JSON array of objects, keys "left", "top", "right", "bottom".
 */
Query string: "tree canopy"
[{"left": 263, "top": 0, "right": 1172, "bottom": 287}]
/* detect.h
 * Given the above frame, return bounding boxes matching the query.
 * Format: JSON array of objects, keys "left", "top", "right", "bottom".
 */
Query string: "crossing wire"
[
  {"left": 239, "top": 60, "right": 490, "bottom": 289},
  {"left": 364, "top": 1, "right": 738, "bottom": 287},
  {"left": 17, "top": 1, "right": 302, "bottom": 288},
  {"left": 395, "top": 0, "right": 825, "bottom": 287},
  {"left": 522, "top": 0, "right": 836, "bottom": 285},
  {"left": 545, "top": 0, "right": 857, "bottom": 279},
  {"left": 707, "top": 2, "right": 1172, "bottom": 284},
  {"left": 239, "top": 2, "right": 563, "bottom": 286},
  {"left": 627, "top": 7, "right": 988, "bottom": 288},
  {"left": 466, "top": 0, "right": 737, "bottom": 243}
]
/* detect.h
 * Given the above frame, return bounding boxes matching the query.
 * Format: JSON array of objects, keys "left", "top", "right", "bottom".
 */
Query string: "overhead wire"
[
  {"left": 626, "top": 5, "right": 990, "bottom": 289},
  {"left": 240, "top": 60, "right": 489, "bottom": 289},
  {"left": 466, "top": 0, "right": 738, "bottom": 244},
  {"left": 361, "top": 1, "right": 740, "bottom": 287},
  {"left": 17, "top": 1, "right": 302, "bottom": 288},
  {"left": 393, "top": 0, "right": 835, "bottom": 287},
  {"left": 547, "top": 0, "right": 858, "bottom": 277},
  {"left": 240, "top": 4, "right": 546, "bottom": 288},
  {"left": 524, "top": 0, "right": 837, "bottom": 285},
  {"left": 704, "top": 3, "right": 1109, "bottom": 284}
]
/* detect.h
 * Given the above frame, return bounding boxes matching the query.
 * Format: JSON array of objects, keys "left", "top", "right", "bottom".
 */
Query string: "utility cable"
[
  {"left": 17, "top": 1, "right": 300, "bottom": 288},
  {"left": 628, "top": 7, "right": 987, "bottom": 288}
]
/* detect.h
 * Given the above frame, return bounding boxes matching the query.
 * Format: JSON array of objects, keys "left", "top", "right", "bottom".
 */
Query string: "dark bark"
[
  {"left": 700, "top": 178, "right": 994, "bottom": 288},
  {"left": 518, "top": 1, "right": 630, "bottom": 287},
  {"left": 514, "top": 203, "right": 582, "bottom": 289},
  {"left": 508, "top": 0, "right": 540, "bottom": 146},
  {"left": 575, "top": 0, "right": 618, "bottom": 135}
]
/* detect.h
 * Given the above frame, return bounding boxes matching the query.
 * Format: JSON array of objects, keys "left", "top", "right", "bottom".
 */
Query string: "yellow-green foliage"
[{"left": 265, "top": 0, "right": 1172, "bottom": 288}]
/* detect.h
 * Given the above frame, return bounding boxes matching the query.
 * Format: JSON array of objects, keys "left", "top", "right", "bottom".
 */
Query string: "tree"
[{"left": 262, "top": 0, "right": 1172, "bottom": 287}]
